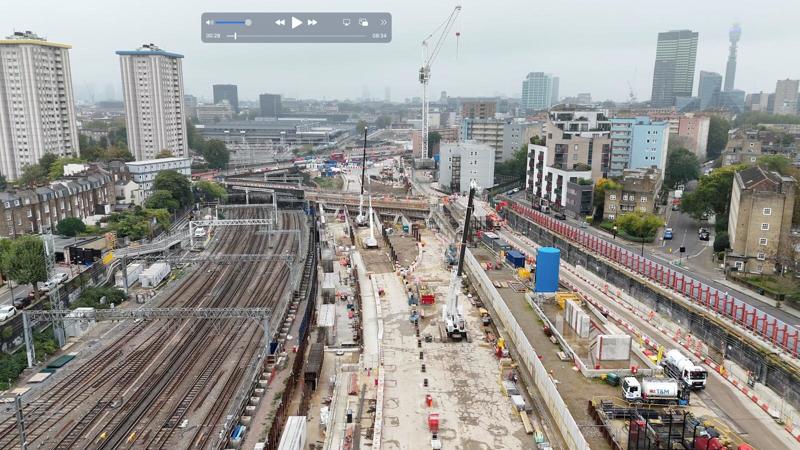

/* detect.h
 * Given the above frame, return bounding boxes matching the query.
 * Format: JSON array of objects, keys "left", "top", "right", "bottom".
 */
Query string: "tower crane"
[
  {"left": 355, "top": 127, "right": 368, "bottom": 227},
  {"left": 443, "top": 180, "right": 475, "bottom": 340},
  {"left": 419, "top": 5, "right": 461, "bottom": 160}
]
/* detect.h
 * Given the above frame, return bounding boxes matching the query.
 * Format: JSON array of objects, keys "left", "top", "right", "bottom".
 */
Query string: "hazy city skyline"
[{"left": 3, "top": 0, "right": 799, "bottom": 103}]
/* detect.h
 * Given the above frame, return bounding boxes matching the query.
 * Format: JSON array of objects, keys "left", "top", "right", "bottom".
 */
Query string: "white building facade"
[
  {"left": 117, "top": 44, "right": 188, "bottom": 160},
  {"left": 0, "top": 31, "right": 79, "bottom": 180},
  {"left": 438, "top": 141, "right": 495, "bottom": 193},
  {"left": 125, "top": 157, "right": 191, "bottom": 195},
  {"left": 525, "top": 144, "right": 592, "bottom": 208}
]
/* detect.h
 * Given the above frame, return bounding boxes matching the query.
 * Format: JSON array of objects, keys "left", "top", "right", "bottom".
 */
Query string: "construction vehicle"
[
  {"left": 355, "top": 128, "right": 368, "bottom": 227},
  {"left": 661, "top": 349, "right": 707, "bottom": 389},
  {"left": 442, "top": 181, "right": 476, "bottom": 340},
  {"left": 418, "top": 5, "right": 461, "bottom": 160},
  {"left": 621, "top": 376, "right": 690, "bottom": 406},
  {"left": 363, "top": 191, "right": 378, "bottom": 249}
]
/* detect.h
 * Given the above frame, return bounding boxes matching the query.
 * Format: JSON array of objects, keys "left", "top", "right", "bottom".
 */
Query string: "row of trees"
[
  {"left": 0, "top": 236, "right": 48, "bottom": 301},
  {"left": 186, "top": 121, "right": 229, "bottom": 169}
]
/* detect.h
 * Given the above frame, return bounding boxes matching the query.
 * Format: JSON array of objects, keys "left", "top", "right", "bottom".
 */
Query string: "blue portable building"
[
  {"left": 534, "top": 247, "right": 560, "bottom": 292},
  {"left": 506, "top": 250, "right": 525, "bottom": 268}
]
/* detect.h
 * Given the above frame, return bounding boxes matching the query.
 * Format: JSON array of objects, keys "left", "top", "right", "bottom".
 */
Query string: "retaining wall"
[{"left": 464, "top": 250, "right": 590, "bottom": 450}]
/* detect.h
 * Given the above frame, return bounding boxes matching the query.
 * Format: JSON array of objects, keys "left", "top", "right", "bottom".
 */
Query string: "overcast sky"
[{"left": 3, "top": 0, "right": 799, "bottom": 103}]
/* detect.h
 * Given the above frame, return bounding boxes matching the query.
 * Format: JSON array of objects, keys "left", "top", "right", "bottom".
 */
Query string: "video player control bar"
[{"left": 201, "top": 12, "right": 392, "bottom": 43}]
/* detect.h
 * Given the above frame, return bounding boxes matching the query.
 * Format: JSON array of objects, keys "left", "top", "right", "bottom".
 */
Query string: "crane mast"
[
  {"left": 419, "top": 5, "right": 461, "bottom": 160},
  {"left": 443, "top": 180, "right": 475, "bottom": 340},
  {"left": 355, "top": 127, "right": 368, "bottom": 226}
]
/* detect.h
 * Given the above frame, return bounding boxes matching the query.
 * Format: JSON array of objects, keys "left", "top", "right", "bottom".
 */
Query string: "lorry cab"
[
  {"left": 683, "top": 367, "right": 708, "bottom": 388},
  {"left": 621, "top": 377, "right": 641, "bottom": 401}
]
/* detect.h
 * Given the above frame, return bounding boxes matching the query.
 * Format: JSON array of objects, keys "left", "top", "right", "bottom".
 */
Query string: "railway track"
[{"left": 0, "top": 207, "right": 306, "bottom": 449}]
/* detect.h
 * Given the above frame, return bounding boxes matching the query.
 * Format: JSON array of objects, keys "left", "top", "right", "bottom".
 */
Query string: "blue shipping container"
[
  {"left": 506, "top": 250, "right": 525, "bottom": 268},
  {"left": 534, "top": 247, "right": 560, "bottom": 293}
]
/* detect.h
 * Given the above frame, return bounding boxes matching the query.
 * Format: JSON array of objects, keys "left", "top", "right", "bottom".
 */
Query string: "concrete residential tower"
[
  {"left": 650, "top": 30, "right": 699, "bottom": 108},
  {"left": 0, "top": 31, "right": 79, "bottom": 180},
  {"left": 521, "top": 72, "right": 554, "bottom": 112},
  {"left": 117, "top": 44, "right": 188, "bottom": 160}
]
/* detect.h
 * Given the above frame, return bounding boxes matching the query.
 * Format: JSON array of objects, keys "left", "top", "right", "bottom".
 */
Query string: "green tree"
[
  {"left": 186, "top": 119, "right": 206, "bottom": 152},
  {"left": 107, "top": 207, "right": 171, "bottom": 240},
  {"left": 153, "top": 170, "right": 193, "bottom": 208},
  {"left": 103, "top": 146, "right": 134, "bottom": 161},
  {"left": 615, "top": 212, "right": 663, "bottom": 239},
  {"left": 156, "top": 149, "right": 174, "bottom": 159},
  {"left": 757, "top": 155, "right": 792, "bottom": 175},
  {"left": 38, "top": 153, "right": 59, "bottom": 174},
  {"left": 707, "top": 116, "right": 730, "bottom": 160},
  {"left": 0, "top": 174, "right": 6, "bottom": 191},
  {"left": 71, "top": 286, "right": 126, "bottom": 309},
  {"left": 375, "top": 115, "right": 392, "bottom": 129},
  {"left": 592, "top": 178, "right": 621, "bottom": 221},
  {"left": 495, "top": 145, "right": 528, "bottom": 180},
  {"left": 195, "top": 180, "right": 228, "bottom": 201},
  {"left": 0, "top": 239, "right": 12, "bottom": 286},
  {"left": 145, "top": 190, "right": 180, "bottom": 212},
  {"left": 7, "top": 236, "right": 47, "bottom": 300},
  {"left": 680, "top": 164, "right": 746, "bottom": 229},
  {"left": 56, "top": 217, "right": 87, "bottom": 237},
  {"left": 355, "top": 120, "right": 368, "bottom": 135},
  {"left": 530, "top": 135, "right": 545, "bottom": 146},
  {"left": 427, "top": 131, "right": 441, "bottom": 152},
  {"left": 48, "top": 157, "right": 86, "bottom": 180},
  {"left": 18, "top": 164, "right": 48, "bottom": 188},
  {"left": 201, "top": 140, "right": 229, "bottom": 169},
  {"left": 664, "top": 147, "right": 700, "bottom": 189}
]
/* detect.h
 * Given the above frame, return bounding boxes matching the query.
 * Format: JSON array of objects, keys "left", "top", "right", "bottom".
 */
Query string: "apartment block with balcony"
[
  {"left": 726, "top": 166, "right": 795, "bottom": 274},
  {"left": 526, "top": 144, "right": 593, "bottom": 208},
  {"left": 602, "top": 168, "right": 662, "bottom": 220},
  {"left": 609, "top": 117, "right": 669, "bottom": 178},
  {"left": 459, "top": 100, "right": 496, "bottom": 120},
  {"left": 460, "top": 118, "right": 506, "bottom": 162}
]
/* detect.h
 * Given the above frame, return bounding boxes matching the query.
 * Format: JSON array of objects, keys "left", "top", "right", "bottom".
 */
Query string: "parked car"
[
  {"left": 663, "top": 228, "right": 674, "bottom": 240},
  {"left": 698, "top": 228, "right": 710, "bottom": 241},
  {"left": 554, "top": 212, "right": 566, "bottom": 220},
  {"left": 40, "top": 277, "right": 62, "bottom": 292},
  {"left": 12, "top": 292, "right": 34, "bottom": 309},
  {"left": 0, "top": 305, "right": 17, "bottom": 321},
  {"left": 53, "top": 272, "right": 68, "bottom": 283}
]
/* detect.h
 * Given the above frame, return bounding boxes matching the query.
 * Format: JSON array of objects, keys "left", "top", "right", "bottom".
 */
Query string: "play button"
[{"left": 291, "top": 16, "right": 302, "bottom": 29}]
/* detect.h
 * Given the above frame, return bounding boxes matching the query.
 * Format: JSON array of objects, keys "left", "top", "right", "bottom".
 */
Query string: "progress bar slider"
[{"left": 202, "top": 12, "right": 391, "bottom": 43}]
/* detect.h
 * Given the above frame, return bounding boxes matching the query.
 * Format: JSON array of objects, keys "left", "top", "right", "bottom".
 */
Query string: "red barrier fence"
[{"left": 506, "top": 202, "right": 799, "bottom": 358}]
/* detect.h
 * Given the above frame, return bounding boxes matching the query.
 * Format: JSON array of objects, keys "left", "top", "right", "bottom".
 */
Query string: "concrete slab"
[{"left": 379, "top": 230, "right": 530, "bottom": 450}]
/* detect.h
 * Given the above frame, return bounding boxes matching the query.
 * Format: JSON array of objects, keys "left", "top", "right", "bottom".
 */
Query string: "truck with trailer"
[
  {"left": 621, "top": 376, "right": 690, "bottom": 406},
  {"left": 661, "top": 349, "right": 707, "bottom": 389}
]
